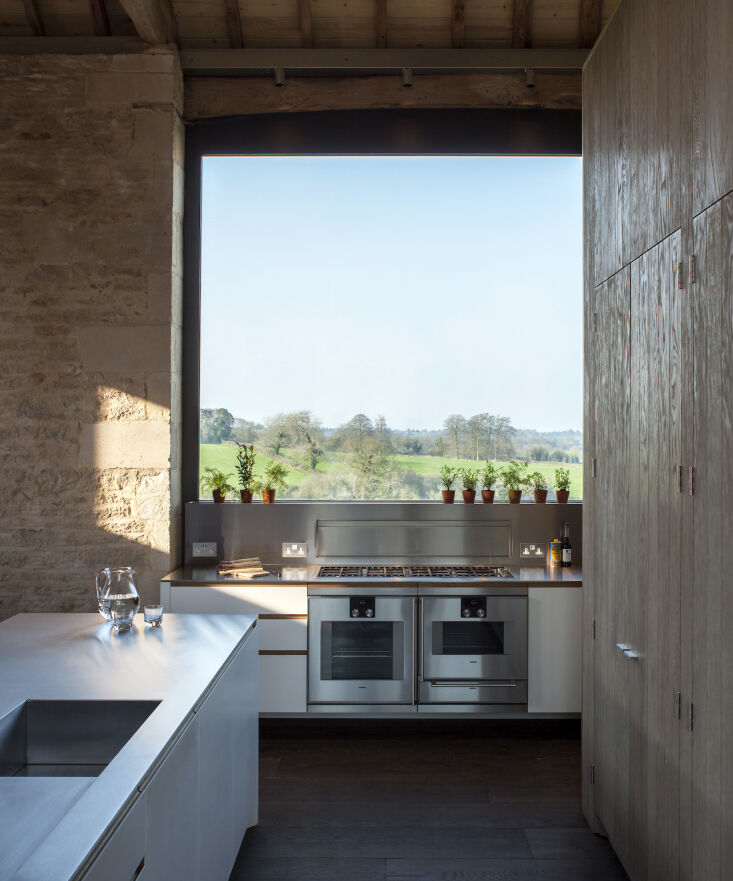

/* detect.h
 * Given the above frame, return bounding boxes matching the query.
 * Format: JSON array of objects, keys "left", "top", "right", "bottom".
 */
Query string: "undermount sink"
[{"left": 0, "top": 699, "right": 160, "bottom": 777}]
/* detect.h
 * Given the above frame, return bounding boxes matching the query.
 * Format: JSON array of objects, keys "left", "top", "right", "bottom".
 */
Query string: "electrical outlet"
[
  {"left": 520, "top": 542, "right": 546, "bottom": 559},
  {"left": 192, "top": 541, "right": 217, "bottom": 558},
  {"left": 282, "top": 542, "right": 307, "bottom": 558}
]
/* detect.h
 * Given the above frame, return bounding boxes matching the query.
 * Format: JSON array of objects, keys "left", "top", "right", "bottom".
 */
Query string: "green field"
[{"left": 199, "top": 444, "right": 583, "bottom": 500}]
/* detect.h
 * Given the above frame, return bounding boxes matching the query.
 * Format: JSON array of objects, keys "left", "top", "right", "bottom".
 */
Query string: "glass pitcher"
[{"left": 96, "top": 567, "right": 140, "bottom": 623}]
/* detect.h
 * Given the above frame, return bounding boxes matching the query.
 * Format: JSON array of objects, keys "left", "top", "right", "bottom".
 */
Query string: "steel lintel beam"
[{"left": 181, "top": 47, "right": 588, "bottom": 76}]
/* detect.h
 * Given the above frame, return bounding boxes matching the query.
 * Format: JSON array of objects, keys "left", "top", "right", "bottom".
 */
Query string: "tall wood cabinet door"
[
  {"left": 692, "top": 0, "right": 733, "bottom": 214},
  {"left": 627, "top": 233, "right": 683, "bottom": 881},
  {"left": 592, "top": 266, "right": 632, "bottom": 863},
  {"left": 688, "top": 195, "right": 733, "bottom": 881}
]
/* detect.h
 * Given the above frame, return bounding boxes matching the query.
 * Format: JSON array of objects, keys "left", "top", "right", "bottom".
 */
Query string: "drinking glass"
[{"left": 143, "top": 605, "right": 164, "bottom": 627}]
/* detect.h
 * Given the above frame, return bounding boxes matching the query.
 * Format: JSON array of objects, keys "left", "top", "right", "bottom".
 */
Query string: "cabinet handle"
[
  {"left": 623, "top": 649, "right": 640, "bottom": 661},
  {"left": 616, "top": 643, "right": 630, "bottom": 652},
  {"left": 129, "top": 857, "right": 145, "bottom": 881}
]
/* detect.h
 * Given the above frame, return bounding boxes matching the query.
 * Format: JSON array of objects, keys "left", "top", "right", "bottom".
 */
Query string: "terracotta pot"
[
  {"left": 240, "top": 489, "right": 253, "bottom": 503},
  {"left": 262, "top": 489, "right": 276, "bottom": 504},
  {"left": 507, "top": 489, "right": 522, "bottom": 504},
  {"left": 481, "top": 489, "right": 495, "bottom": 504},
  {"left": 556, "top": 489, "right": 570, "bottom": 504},
  {"left": 462, "top": 490, "right": 476, "bottom": 504},
  {"left": 441, "top": 489, "right": 455, "bottom": 504},
  {"left": 534, "top": 489, "right": 548, "bottom": 504},
  {"left": 212, "top": 490, "right": 226, "bottom": 503}
]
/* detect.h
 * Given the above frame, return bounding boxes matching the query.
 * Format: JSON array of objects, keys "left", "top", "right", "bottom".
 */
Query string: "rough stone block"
[
  {"left": 79, "top": 326, "right": 171, "bottom": 373},
  {"left": 79, "top": 423, "right": 172, "bottom": 469}
]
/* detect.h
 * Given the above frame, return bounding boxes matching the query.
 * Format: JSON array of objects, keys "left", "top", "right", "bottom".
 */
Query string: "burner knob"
[
  {"left": 351, "top": 608, "right": 360, "bottom": 618},
  {"left": 365, "top": 608, "right": 374, "bottom": 618},
  {"left": 462, "top": 608, "right": 472, "bottom": 618},
  {"left": 476, "top": 608, "right": 486, "bottom": 618}
]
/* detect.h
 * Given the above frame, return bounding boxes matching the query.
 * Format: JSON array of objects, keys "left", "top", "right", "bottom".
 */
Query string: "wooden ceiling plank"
[
  {"left": 451, "top": 0, "right": 465, "bottom": 49},
  {"left": 512, "top": 0, "right": 533, "bottom": 49},
  {"left": 578, "top": 0, "right": 603, "bottom": 49},
  {"left": 22, "top": 0, "right": 45, "bottom": 36},
  {"left": 224, "top": 0, "right": 244, "bottom": 48},
  {"left": 89, "top": 0, "right": 111, "bottom": 37},
  {"left": 375, "top": 0, "right": 387, "bottom": 49},
  {"left": 118, "top": 0, "right": 179, "bottom": 45},
  {"left": 298, "top": 0, "right": 313, "bottom": 48}
]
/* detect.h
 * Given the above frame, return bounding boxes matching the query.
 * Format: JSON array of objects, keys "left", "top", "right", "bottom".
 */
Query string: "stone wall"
[{"left": 0, "top": 50, "right": 184, "bottom": 618}]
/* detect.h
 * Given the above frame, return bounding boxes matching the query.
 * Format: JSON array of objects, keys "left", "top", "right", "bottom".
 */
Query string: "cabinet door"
[
  {"left": 143, "top": 716, "right": 200, "bottom": 881},
  {"left": 81, "top": 797, "right": 146, "bottom": 881},
  {"left": 687, "top": 194, "right": 733, "bottom": 881},
  {"left": 170, "top": 584, "right": 307, "bottom": 615},
  {"left": 527, "top": 588, "right": 581, "bottom": 713},
  {"left": 592, "top": 266, "right": 632, "bottom": 864},
  {"left": 627, "top": 232, "right": 683, "bottom": 881},
  {"left": 229, "top": 629, "right": 259, "bottom": 840},
  {"left": 259, "top": 654, "right": 307, "bottom": 713}
]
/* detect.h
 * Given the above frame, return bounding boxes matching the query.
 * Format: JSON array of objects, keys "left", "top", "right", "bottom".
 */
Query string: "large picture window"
[{"left": 198, "top": 155, "right": 582, "bottom": 500}]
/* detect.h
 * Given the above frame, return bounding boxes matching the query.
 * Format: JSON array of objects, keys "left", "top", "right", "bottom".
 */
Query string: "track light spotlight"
[
  {"left": 525, "top": 68, "right": 536, "bottom": 88},
  {"left": 274, "top": 67, "right": 286, "bottom": 87},
  {"left": 402, "top": 67, "right": 413, "bottom": 87}
]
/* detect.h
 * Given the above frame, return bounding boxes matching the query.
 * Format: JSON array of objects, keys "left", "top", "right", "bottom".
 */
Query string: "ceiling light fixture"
[
  {"left": 402, "top": 67, "right": 413, "bottom": 87},
  {"left": 274, "top": 67, "right": 286, "bottom": 87}
]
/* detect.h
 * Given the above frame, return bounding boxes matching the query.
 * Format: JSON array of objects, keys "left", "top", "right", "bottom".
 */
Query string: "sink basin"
[{"left": 0, "top": 699, "right": 160, "bottom": 777}]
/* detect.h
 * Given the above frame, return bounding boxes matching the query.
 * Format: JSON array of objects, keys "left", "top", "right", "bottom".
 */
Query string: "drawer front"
[
  {"left": 170, "top": 584, "right": 307, "bottom": 615},
  {"left": 81, "top": 797, "right": 146, "bottom": 881},
  {"left": 259, "top": 654, "right": 307, "bottom": 714},
  {"left": 258, "top": 617, "right": 307, "bottom": 651}
]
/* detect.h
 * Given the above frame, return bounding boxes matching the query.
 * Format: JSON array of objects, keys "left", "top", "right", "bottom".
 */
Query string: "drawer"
[
  {"left": 170, "top": 584, "right": 307, "bottom": 615},
  {"left": 259, "top": 654, "right": 307, "bottom": 714},
  {"left": 81, "top": 797, "right": 146, "bottom": 881},
  {"left": 258, "top": 617, "right": 307, "bottom": 651}
]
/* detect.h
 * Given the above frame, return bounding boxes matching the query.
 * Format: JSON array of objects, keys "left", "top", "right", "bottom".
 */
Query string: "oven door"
[
  {"left": 422, "top": 595, "right": 528, "bottom": 682},
  {"left": 308, "top": 596, "right": 415, "bottom": 705}
]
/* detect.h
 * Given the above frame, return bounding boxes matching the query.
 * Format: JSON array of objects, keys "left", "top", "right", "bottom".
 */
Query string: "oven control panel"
[
  {"left": 350, "top": 596, "right": 376, "bottom": 618},
  {"left": 461, "top": 596, "right": 487, "bottom": 619}
]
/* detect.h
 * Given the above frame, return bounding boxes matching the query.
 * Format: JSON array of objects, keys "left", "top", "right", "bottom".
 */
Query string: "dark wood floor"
[{"left": 230, "top": 719, "right": 629, "bottom": 881}]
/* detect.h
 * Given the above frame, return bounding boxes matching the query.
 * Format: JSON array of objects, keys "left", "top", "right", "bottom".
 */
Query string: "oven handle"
[
  {"left": 427, "top": 681, "right": 519, "bottom": 688},
  {"left": 417, "top": 598, "right": 424, "bottom": 682}
]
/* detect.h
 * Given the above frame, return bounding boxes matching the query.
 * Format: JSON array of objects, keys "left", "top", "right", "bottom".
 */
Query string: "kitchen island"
[{"left": 0, "top": 612, "right": 258, "bottom": 881}]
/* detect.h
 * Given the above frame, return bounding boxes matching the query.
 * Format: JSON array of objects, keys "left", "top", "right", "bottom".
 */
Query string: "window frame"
[{"left": 182, "top": 108, "right": 582, "bottom": 502}]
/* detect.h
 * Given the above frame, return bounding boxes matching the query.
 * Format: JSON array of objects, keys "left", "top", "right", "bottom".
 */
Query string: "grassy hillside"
[{"left": 199, "top": 444, "right": 583, "bottom": 500}]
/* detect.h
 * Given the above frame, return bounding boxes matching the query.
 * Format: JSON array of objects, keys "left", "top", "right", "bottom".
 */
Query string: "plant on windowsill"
[
  {"left": 200, "top": 467, "right": 236, "bottom": 503},
  {"left": 253, "top": 462, "right": 289, "bottom": 504},
  {"left": 439, "top": 465, "right": 458, "bottom": 504},
  {"left": 554, "top": 467, "right": 571, "bottom": 504},
  {"left": 500, "top": 461, "right": 529, "bottom": 504},
  {"left": 235, "top": 443, "right": 257, "bottom": 503},
  {"left": 479, "top": 462, "right": 499, "bottom": 504},
  {"left": 459, "top": 467, "right": 479, "bottom": 504},
  {"left": 527, "top": 471, "right": 549, "bottom": 503}
]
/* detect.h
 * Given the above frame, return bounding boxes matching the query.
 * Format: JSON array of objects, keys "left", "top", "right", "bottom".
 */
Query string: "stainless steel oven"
[
  {"left": 419, "top": 591, "right": 528, "bottom": 706},
  {"left": 308, "top": 589, "right": 415, "bottom": 707}
]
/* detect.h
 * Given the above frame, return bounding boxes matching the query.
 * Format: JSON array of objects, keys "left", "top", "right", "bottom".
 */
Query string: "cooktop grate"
[{"left": 316, "top": 565, "right": 512, "bottom": 579}]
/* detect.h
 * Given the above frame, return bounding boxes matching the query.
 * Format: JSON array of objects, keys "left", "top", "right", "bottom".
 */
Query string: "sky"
[{"left": 200, "top": 156, "right": 583, "bottom": 432}]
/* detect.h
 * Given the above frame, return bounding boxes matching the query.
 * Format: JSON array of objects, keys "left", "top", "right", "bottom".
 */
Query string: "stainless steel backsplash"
[{"left": 184, "top": 502, "right": 582, "bottom": 566}]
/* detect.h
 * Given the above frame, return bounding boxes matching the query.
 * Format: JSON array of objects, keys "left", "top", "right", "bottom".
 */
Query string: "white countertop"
[{"left": 0, "top": 612, "right": 256, "bottom": 881}]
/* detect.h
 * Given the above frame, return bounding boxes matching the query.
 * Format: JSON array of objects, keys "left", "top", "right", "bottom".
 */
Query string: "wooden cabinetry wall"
[{"left": 583, "top": 2, "right": 733, "bottom": 880}]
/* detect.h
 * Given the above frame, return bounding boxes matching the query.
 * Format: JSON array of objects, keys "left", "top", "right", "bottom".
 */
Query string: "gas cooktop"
[{"left": 317, "top": 565, "right": 513, "bottom": 579}]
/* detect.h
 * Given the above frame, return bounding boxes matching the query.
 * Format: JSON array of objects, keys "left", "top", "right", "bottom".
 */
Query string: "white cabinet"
[
  {"left": 143, "top": 715, "right": 200, "bottom": 881},
  {"left": 80, "top": 797, "right": 146, "bottom": 881},
  {"left": 165, "top": 582, "right": 308, "bottom": 715},
  {"left": 527, "top": 587, "right": 582, "bottom": 713}
]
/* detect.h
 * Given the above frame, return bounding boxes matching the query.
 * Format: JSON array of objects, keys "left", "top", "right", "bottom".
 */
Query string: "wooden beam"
[
  {"left": 22, "top": 0, "right": 45, "bottom": 36},
  {"left": 223, "top": 0, "right": 244, "bottom": 49},
  {"left": 578, "top": 0, "right": 603, "bottom": 49},
  {"left": 512, "top": 0, "right": 533, "bottom": 49},
  {"left": 451, "top": 0, "right": 465, "bottom": 49},
  {"left": 375, "top": 0, "right": 387, "bottom": 49},
  {"left": 298, "top": 0, "right": 312, "bottom": 49},
  {"left": 89, "top": 0, "right": 111, "bottom": 37},
  {"left": 184, "top": 72, "right": 582, "bottom": 120},
  {"left": 118, "top": 0, "right": 178, "bottom": 45},
  {"left": 0, "top": 36, "right": 147, "bottom": 53},
  {"left": 181, "top": 48, "right": 588, "bottom": 75}
]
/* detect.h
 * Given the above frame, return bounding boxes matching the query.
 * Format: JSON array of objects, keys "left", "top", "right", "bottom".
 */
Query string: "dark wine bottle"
[{"left": 561, "top": 522, "right": 572, "bottom": 568}]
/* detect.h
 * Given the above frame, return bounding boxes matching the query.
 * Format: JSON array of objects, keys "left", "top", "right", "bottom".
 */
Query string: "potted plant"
[
  {"left": 459, "top": 467, "right": 479, "bottom": 504},
  {"left": 527, "top": 471, "right": 549, "bottom": 503},
  {"left": 555, "top": 467, "right": 571, "bottom": 503},
  {"left": 200, "top": 467, "right": 236, "bottom": 503},
  {"left": 439, "top": 465, "right": 458, "bottom": 503},
  {"left": 235, "top": 443, "right": 257, "bottom": 502},
  {"left": 500, "top": 460, "right": 528, "bottom": 504},
  {"left": 479, "top": 462, "right": 498, "bottom": 503},
  {"left": 254, "top": 462, "right": 289, "bottom": 503}
]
